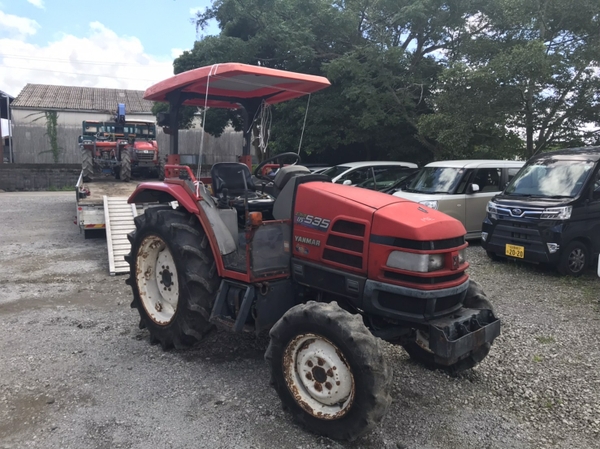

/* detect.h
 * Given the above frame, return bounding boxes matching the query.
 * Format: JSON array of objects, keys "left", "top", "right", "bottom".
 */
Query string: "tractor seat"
[
  {"left": 210, "top": 162, "right": 275, "bottom": 221},
  {"left": 211, "top": 162, "right": 257, "bottom": 196}
]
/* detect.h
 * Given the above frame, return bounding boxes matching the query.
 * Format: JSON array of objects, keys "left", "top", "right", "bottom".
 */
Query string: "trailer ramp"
[{"left": 103, "top": 196, "right": 138, "bottom": 275}]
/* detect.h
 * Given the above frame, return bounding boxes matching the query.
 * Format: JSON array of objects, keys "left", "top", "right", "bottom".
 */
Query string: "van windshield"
[
  {"left": 505, "top": 159, "right": 594, "bottom": 198},
  {"left": 406, "top": 167, "right": 465, "bottom": 194}
]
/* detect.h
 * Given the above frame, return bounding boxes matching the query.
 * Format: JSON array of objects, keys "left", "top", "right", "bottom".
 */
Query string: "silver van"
[{"left": 393, "top": 160, "right": 525, "bottom": 239}]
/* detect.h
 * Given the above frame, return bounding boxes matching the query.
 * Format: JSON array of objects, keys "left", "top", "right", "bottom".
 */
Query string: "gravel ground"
[{"left": 0, "top": 191, "right": 599, "bottom": 449}]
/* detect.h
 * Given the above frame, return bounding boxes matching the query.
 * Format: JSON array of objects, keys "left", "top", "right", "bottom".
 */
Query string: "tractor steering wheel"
[{"left": 254, "top": 152, "right": 301, "bottom": 181}]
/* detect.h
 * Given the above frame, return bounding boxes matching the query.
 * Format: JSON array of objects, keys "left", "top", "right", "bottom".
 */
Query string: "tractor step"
[
  {"left": 104, "top": 196, "right": 138, "bottom": 276},
  {"left": 209, "top": 280, "right": 256, "bottom": 333}
]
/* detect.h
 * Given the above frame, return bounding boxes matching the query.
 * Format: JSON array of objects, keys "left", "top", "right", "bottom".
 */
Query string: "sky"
[{"left": 0, "top": 0, "right": 220, "bottom": 98}]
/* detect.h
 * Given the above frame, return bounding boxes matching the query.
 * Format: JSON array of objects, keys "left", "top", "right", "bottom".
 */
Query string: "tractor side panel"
[{"left": 292, "top": 184, "right": 374, "bottom": 275}]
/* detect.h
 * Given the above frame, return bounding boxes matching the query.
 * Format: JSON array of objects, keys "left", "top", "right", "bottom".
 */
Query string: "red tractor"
[
  {"left": 79, "top": 105, "right": 162, "bottom": 182},
  {"left": 125, "top": 63, "right": 500, "bottom": 441}
]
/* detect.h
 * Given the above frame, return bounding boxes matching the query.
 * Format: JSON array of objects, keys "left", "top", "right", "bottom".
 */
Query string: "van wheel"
[
  {"left": 557, "top": 241, "right": 588, "bottom": 276},
  {"left": 486, "top": 250, "right": 501, "bottom": 261}
]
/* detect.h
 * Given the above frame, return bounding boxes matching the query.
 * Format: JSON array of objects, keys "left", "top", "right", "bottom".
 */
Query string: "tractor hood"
[
  {"left": 371, "top": 200, "right": 466, "bottom": 242},
  {"left": 301, "top": 182, "right": 466, "bottom": 241}
]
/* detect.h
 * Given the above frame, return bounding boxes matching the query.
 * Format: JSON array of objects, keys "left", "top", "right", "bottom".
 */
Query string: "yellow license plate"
[{"left": 505, "top": 244, "right": 524, "bottom": 258}]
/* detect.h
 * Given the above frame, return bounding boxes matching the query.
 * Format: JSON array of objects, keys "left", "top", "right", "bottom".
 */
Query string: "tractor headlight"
[
  {"left": 387, "top": 251, "right": 444, "bottom": 273},
  {"left": 540, "top": 206, "right": 572, "bottom": 220},
  {"left": 419, "top": 200, "right": 438, "bottom": 210},
  {"left": 458, "top": 248, "right": 466, "bottom": 264}
]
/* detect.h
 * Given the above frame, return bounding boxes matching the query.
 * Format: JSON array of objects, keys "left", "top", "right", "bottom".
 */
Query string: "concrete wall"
[
  {"left": 0, "top": 164, "right": 81, "bottom": 191},
  {"left": 0, "top": 164, "right": 216, "bottom": 192}
]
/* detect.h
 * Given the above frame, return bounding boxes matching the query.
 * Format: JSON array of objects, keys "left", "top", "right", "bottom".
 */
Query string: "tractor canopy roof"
[{"left": 143, "top": 63, "right": 331, "bottom": 109}]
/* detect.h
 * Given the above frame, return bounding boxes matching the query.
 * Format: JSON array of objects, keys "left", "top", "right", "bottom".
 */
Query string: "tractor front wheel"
[
  {"left": 120, "top": 149, "right": 132, "bottom": 182},
  {"left": 265, "top": 301, "right": 392, "bottom": 441},
  {"left": 401, "top": 280, "right": 494, "bottom": 375},
  {"left": 125, "top": 206, "right": 219, "bottom": 349}
]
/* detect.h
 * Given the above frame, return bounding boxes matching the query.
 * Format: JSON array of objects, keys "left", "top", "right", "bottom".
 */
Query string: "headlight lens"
[
  {"left": 387, "top": 251, "right": 444, "bottom": 272},
  {"left": 540, "top": 206, "right": 572, "bottom": 220},
  {"left": 486, "top": 201, "right": 498, "bottom": 214},
  {"left": 458, "top": 248, "right": 466, "bottom": 264},
  {"left": 419, "top": 200, "right": 438, "bottom": 210}
]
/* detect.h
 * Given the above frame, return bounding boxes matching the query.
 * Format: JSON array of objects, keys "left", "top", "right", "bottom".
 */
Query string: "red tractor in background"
[
  {"left": 79, "top": 104, "right": 163, "bottom": 182},
  {"left": 125, "top": 63, "right": 500, "bottom": 441}
]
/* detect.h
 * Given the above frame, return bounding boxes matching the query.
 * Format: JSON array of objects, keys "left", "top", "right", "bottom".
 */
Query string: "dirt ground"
[{"left": 1, "top": 191, "right": 599, "bottom": 449}]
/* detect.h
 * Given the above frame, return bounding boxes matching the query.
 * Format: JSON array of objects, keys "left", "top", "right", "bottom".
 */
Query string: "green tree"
[
  {"left": 151, "top": 102, "right": 198, "bottom": 130},
  {"left": 419, "top": 0, "right": 600, "bottom": 159},
  {"left": 183, "top": 0, "right": 460, "bottom": 163}
]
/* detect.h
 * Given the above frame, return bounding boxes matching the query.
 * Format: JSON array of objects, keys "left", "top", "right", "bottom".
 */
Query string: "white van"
[{"left": 393, "top": 160, "right": 524, "bottom": 239}]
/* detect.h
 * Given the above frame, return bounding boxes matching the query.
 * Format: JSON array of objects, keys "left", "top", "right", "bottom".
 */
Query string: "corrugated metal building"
[
  {"left": 9, "top": 84, "right": 242, "bottom": 165},
  {"left": 11, "top": 84, "right": 153, "bottom": 125}
]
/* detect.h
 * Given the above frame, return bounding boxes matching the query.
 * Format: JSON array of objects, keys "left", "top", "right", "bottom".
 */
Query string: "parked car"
[
  {"left": 482, "top": 146, "right": 600, "bottom": 276},
  {"left": 381, "top": 170, "right": 420, "bottom": 194},
  {"left": 307, "top": 166, "right": 331, "bottom": 174},
  {"left": 320, "top": 161, "right": 418, "bottom": 191},
  {"left": 393, "top": 160, "right": 525, "bottom": 239}
]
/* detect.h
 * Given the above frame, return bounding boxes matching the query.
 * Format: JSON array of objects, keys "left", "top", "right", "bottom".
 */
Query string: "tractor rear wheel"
[
  {"left": 120, "top": 149, "right": 132, "bottom": 182},
  {"left": 401, "top": 280, "right": 494, "bottom": 375},
  {"left": 81, "top": 147, "right": 94, "bottom": 181},
  {"left": 265, "top": 301, "right": 392, "bottom": 441},
  {"left": 125, "top": 206, "right": 219, "bottom": 350}
]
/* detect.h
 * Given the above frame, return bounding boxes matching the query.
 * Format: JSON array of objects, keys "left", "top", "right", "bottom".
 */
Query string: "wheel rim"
[
  {"left": 283, "top": 333, "right": 355, "bottom": 420},
  {"left": 136, "top": 235, "right": 180, "bottom": 325},
  {"left": 567, "top": 247, "right": 586, "bottom": 273}
]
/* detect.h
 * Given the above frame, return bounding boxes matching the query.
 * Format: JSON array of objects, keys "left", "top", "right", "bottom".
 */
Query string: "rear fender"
[
  {"left": 127, "top": 182, "right": 199, "bottom": 214},
  {"left": 127, "top": 182, "right": 233, "bottom": 277}
]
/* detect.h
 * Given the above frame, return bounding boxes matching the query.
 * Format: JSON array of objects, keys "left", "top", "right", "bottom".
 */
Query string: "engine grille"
[
  {"left": 135, "top": 151, "right": 155, "bottom": 162},
  {"left": 322, "top": 219, "right": 366, "bottom": 270}
]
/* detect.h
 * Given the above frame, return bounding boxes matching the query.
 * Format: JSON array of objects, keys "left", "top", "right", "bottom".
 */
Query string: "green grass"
[
  {"left": 533, "top": 354, "right": 544, "bottom": 363},
  {"left": 535, "top": 336, "right": 556, "bottom": 344},
  {"left": 47, "top": 185, "right": 73, "bottom": 191},
  {"left": 543, "top": 398, "right": 562, "bottom": 409}
]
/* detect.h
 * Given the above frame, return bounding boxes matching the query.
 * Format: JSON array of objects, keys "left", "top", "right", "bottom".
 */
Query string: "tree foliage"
[
  {"left": 151, "top": 102, "right": 198, "bottom": 130},
  {"left": 170, "top": 0, "right": 600, "bottom": 163},
  {"left": 418, "top": 0, "right": 600, "bottom": 158}
]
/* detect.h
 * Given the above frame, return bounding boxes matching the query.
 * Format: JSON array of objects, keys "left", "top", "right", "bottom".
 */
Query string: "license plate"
[{"left": 505, "top": 244, "right": 524, "bottom": 258}]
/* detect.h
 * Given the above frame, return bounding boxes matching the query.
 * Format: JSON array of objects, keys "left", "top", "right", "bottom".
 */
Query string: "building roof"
[
  {"left": 0, "top": 89, "right": 14, "bottom": 120},
  {"left": 11, "top": 84, "right": 154, "bottom": 114}
]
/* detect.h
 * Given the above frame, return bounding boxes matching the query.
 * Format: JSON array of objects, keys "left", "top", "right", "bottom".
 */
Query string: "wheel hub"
[
  {"left": 160, "top": 265, "right": 173, "bottom": 289},
  {"left": 136, "top": 235, "right": 180, "bottom": 325},
  {"left": 283, "top": 333, "right": 355, "bottom": 420},
  {"left": 568, "top": 248, "right": 585, "bottom": 273}
]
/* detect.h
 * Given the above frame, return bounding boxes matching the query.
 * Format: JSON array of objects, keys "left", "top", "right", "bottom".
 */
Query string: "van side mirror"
[{"left": 470, "top": 183, "right": 480, "bottom": 193}]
